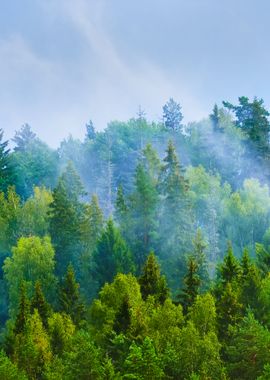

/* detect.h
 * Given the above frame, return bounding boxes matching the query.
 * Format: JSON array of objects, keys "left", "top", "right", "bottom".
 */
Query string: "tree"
[
  {"left": 129, "top": 163, "right": 159, "bottom": 268},
  {"left": 223, "top": 96, "right": 270, "bottom": 160},
  {"left": 94, "top": 219, "right": 134, "bottom": 287},
  {"left": 191, "top": 229, "right": 210, "bottom": 290},
  {"left": 218, "top": 242, "right": 241, "bottom": 286},
  {"left": 123, "top": 337, "right": 165, "bottom": 380},
  {"left": 13, "top": 309, "right": 52, "bottom": 379},
  {"left": 85, "top": 120, "right": 96, "bottom": 141},
  {"left": 48, "top": 312, "right": 75, "bottom": 356},
  {"left": 31, "top": 281, "right": 51, "bottom": 328},
  {"left": 64, "top": 331, "right": 116, "bottom": 380},
  {"left": 0, "top": 350, "right": 27, "bottom": 380},
  {"left": 80, "top": 194, "right": 103, "bottom": 299},
  {"left": 210, "top": 104, "right": 221, "bottom": 132},
  {"left": 49, "top": 162, "right": 85, "bottom": 276},
  {"left": 3, "top": 236, "right": 56, "bottom": 318},
  {"left": 163, "top": 98, "right": 183, "bottom": 132},
  {"left": 139, "top": 252, "right": 169, "bottom": 304},
  {"left": 0, "top": 129, "right": 13, "bottom": 193},
  {"left": 11, "top": 125, "right": 58, "bottom": 199},
  {"left": 178, "top": 257, "right": 201, "bottom": 314},
  {"left": 158, "top": 140, "right": 193, "bottom": 255},
  {"left": 59, "top": 264, "right": 85, "bottom": 325},
  {"left": 226, "top": 312, "right": 270, "bottom": 380},
  {"left": 12, "top": 124, "right": 36, "bottom": 152},
  {"left": 14, "top": 282, "right": 30, "bottom": 335}
]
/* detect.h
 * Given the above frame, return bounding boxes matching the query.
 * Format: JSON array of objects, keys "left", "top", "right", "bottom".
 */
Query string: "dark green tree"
[
  {"left": 59, "top": 264, "right": 85, "bottom": 325},
  {"left": 49, "top": 162, "right": 85, "bottom": 276},
  {"left": 139, "top": 252, "right": 169, "bottom": 304},
  {"left": 158, "top": 140, "right": 193, "bottom": 258},
  {"left": 30, "top": 281, "right": 51, "bottom": 328},
  {"left": 94, "top": 219, "right": 135, "bottom": 287},
  {"left": 14, "top": 282, "right": 30, "bottom": 335},
  {"left": 179, "top": 257, "right": 201, "bottom": 314}
]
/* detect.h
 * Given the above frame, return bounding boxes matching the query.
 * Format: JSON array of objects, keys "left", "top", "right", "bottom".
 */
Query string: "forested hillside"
[{"left": 1, "top": 97, "right": 270, "bottom": 379}]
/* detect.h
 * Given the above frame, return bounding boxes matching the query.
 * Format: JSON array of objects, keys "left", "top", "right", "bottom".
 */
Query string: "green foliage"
[
  {"left": 226, "top": 312, "right": 270, "bottom": 380},
  {"left": 139, "top": 252, "right": 169, "bottom": 304},
  {"left": 59, "top": 265, "right": 85, "bottom": 325},
  {"left": 4, "top": 236, "right": 56, "bottom": 318},
  {"left": 179, "top": 257, "right": 201, "bottom": 313},
  {"left": 123, "top": 337, "right": 165, "bottom": 379},
  {"left": 0, "top": 350, "right": 27, "bottom": 380},
  {"left": 94, "top": 219, "right": 135, "bottom": 287}
]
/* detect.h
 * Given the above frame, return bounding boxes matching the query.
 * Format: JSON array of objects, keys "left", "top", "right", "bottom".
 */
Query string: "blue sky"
[{"left": 1, "top": 0, "right": 270, "bottom": 146}]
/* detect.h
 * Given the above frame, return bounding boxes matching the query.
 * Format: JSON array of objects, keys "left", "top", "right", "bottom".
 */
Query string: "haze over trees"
[{"left": 1, "top": 96, "right": 270, "bottom": 378}]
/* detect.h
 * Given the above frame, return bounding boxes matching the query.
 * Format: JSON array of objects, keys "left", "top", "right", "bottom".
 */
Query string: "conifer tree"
[
  {"left": 31, "top": 281, "right": 51, "bottom": 328},
  {"left": 49, "top": 162, "right": 85, "bottom": 276},
  {"left": 163, "top": 98, "right": 183, "bottom": 132},
  {"left": 59, "top": 265, "right": 85, "bottom": 325},
  {"left": 179, "top": 257, "right": 201, "bottom": 314},
  {"left": 158, "top": 140, "right": 193, "bottom": 258},
  {"left": 14, "top": 282, "right": 30, "bottom": 335},
  {"left": 192, "top": 229, "right": 210, "bottom": 290},
  {"left": 139, "top": 252, "right": 169, "bottom": 304},
  {"left": 94, "top": 219, "right": 135, "bottom": 286},
  {"left": 219, "top": 242, "right": 241, "bottom": 285},
  {"left": 130, "top": 163, "right": 159, "bottom": 268},
  {"left": 0, "top": 129, "right": 13, "bottom": 193}
]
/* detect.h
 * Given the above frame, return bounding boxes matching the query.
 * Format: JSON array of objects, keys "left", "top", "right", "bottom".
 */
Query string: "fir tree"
[
  {"left": 59, "top": 265, "right": 85, "bottom": 325},
  {"left": 94, "top": 219, "right": 135, "bottom": 286},
  {"left": 0, "top": 129, "right": 13, "bottom": 193},
  {"left": 139, "top": 252, "right": 169, "bottom": 304},
  {"left": 30, "top": 281, "right": 51, "bottom": 328},
  {"left": 14, "top": 282, "right": 30, "bottom": 335},
  {"left": 179, "top": 257, "right": 201, "bottom": 314},
  {"left": 163, "top": 98, "right": 183, "bottom": 132}
]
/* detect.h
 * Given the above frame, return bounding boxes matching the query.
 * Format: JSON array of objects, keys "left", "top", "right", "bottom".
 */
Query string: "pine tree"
[
  {"left": 94, "top": 219, "right": 135, "bottom": 286},
  {"left": 30, "top": 281, "right": 51, "bottom": 328},
  {"left": 85, "top": 120, "right": 96, "bottom": 141},
  {"left": 0, "top": 129, "right": 13, "bottom": 193},
  {"left": 14, "top": 282, "right": 30, "bottom": 335},
  {"left": 12, "top": 124, "right": 36, "bottom": 152},
  {"left": 223, "top": 96, "right": 270, "bottom": 160},
  {"left": 49, "top": 162, "right": 85, "bottom": 276},
  {"left": 130, "top": 163, "right": 159, "bottom": 268},
  {"left": 59, "top": 264, "right": 85, "bottom": 325},
  {"left": 158, "top": 140, "right": 193, "bottom": 258},
  {"left": 210, "top": 104, "right": 223, "bottom": 132},
  {"left": 179, "top": 257, "right": 201, "bottom": 314},
  {"left": 163, "top": 98, "right": 183, "bottom": 132},
  {"left": 240, "top": 249, "right": 260, "bottom": 311},
  {"left": 139, "top": 252, "right": 169, "bottom": 304},
  {"left": 192, "top": 229, "right": 210, "bottom": 290},
  {"left": 219, "top": 242, "right": 241, "bottom": 285}
]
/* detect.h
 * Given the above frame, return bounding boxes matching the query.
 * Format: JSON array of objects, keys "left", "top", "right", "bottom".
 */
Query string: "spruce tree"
[
  {"left": 158, "top": 140, "right": 193, "bottom": 258},
  {"left": 163, "top": 98, "right": 183, "bottom": 132},
  {"left": 139, "top": 252, "right": 169, "bottom": 304},
  {"left": 94, "top": 219, "right": 135, "bottom": 286},
  {"left": 49, "top": 162, "right": 85, "bottom": 276},
  {"left": 30, "top": 281, "right": 51, "bottom": 328},
  {"left": 59, "top": 264, "right": 85, "bottom": 325},
  {"left": 219, "top": 242, "right": 241, "bottom": 285},
  {"left": 14, "top": 282, "right": 30, "bottom": 334},
  {"left": 179, "top": 257, "right": 201, "bottom": 314},
  {"left": 0, "top": 129, "right": 13, "bottom": 193}
]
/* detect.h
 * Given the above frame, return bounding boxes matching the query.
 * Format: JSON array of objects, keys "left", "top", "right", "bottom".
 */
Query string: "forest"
[{"left": 1, "top": 97, "right": 270, "bottom": 379}]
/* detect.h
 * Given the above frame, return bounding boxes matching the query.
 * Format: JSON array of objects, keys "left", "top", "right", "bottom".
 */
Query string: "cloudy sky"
[{"left": 1, "top": 0, "right": 270, "bottom": 146}]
